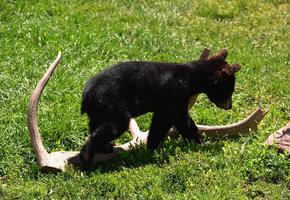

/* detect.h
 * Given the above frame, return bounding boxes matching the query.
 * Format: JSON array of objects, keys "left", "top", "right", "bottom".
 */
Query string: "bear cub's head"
[{"left": 198, "top": 48, "right": 241, "bottom": 110}]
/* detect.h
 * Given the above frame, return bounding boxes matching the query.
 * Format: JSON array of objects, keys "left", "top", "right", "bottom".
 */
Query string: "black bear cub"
[{"left": 79, "top": 48, "right": 241, "bottom": 168}]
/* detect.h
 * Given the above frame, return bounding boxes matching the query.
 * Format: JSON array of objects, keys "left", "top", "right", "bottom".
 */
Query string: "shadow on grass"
[{"left": 85, "top": 136, "right": 232, "bottom": 174}]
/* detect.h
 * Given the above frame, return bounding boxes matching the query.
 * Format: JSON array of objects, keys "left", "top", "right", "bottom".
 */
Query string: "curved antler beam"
[
  {"left": 28, "top": 52, "right": 79, "bottom": 172},
  {"left": 166, "top": 108, "right": 268, "bottom": 138}
]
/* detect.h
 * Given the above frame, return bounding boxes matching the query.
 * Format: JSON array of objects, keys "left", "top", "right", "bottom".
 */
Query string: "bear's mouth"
[{"left": 216, "top": 99, "right": 232, "bottom": 110}]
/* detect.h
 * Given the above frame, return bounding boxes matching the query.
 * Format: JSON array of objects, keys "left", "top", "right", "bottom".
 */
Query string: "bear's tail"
[
  {"left": 81, "top": 79, "right": 94, "bottom": 114},
  {"left": 81, "top": 93, "right": 88, "bottom": 114}
]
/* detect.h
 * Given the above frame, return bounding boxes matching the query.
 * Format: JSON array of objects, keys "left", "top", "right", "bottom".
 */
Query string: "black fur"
[{"left": 79, "top": 49, "right": 241, "bottom": 168}]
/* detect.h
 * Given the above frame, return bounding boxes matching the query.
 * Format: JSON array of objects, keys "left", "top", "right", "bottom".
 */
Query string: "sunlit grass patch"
[{"left": 0, "top": 0, "right": 289, "bottom": 199}]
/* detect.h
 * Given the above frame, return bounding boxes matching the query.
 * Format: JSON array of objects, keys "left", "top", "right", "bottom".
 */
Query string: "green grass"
[{"left": 1, "top": 0, "right": 289, "bottom": 199}]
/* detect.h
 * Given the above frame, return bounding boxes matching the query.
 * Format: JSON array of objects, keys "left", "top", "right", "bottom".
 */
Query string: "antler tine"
[
  {"left": 197, "top": 108, "right": 268, "bottom": 137},
  {"left": 118, "top": 118, "right": 148, "bottom": 150},
  {"left": 28, "top": 52, "right": 62, "bottom": 167},
  {"left": 128, "top": 118, "right": 142, "bottom": 138}
]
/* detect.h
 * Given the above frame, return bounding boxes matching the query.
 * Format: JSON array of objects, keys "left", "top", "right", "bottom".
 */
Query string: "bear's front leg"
[
  {"left": 174, "top": 111, "right": 201, "bottom": 144},
  {"left": 147, "top": 112, "right": 173, "bottom": 150}
]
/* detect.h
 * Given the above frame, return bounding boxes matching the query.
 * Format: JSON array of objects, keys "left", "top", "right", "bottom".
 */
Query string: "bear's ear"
[
  {"left": 230, "top": 64, "right": 241, "bottom": 73},
  {"left": 199, "top": 48, "right": 211, "bottom": 60},
  {"left": 209, "top": 48, "right": 228, "bottom": 61},
  {"left": 222, "top": 64, "right": 241, "bottom": 75}
]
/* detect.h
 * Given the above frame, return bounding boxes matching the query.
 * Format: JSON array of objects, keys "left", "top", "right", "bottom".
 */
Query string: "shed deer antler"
[{"left": 28, "top": 50, "right": 267, "bottom": 173}]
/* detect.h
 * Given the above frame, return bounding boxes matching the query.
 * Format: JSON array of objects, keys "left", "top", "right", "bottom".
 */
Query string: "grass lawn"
[{"left": 0, "top": 0, "right": 289, "bottom": 199}]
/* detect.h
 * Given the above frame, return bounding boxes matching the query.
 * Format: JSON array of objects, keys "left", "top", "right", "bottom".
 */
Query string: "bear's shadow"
[{"left": 84, "top": 136, "right": 232, "bottom": 174}]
